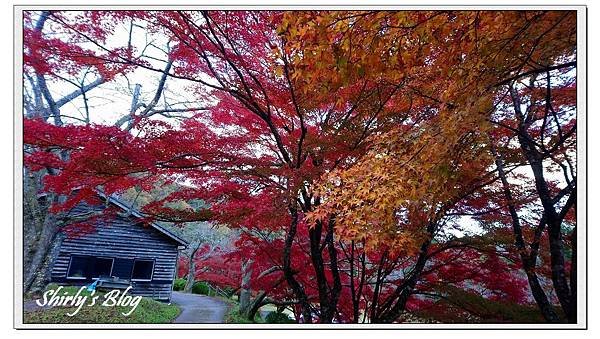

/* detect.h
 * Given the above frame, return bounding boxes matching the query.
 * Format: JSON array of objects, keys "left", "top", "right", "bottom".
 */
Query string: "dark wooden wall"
[{"left": 50, "top": 203, "right": 180, "bottom": 302}]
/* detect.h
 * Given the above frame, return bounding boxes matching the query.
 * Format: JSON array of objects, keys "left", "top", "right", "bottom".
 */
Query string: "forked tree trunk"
[
  {"left": 491, "top": 143, "right": 560, "bottom": 323},
  {"left": 510, "top": 87, "right": 576, "bottom": 323}
]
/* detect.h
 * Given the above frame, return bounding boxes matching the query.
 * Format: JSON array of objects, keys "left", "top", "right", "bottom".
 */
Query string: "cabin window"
[
  {"left": 111, "top": 258, "right": 135, "bottom": 279},
  {"left": 66, "top": 256, "right": 89, "bottom": 279},
  {"left": 66, "top": 255, "right": 114, "bottom": 280},
  {"left": 131, "top": 259, "right": 154, "bottom": 281},
  {"left": 92, "top": 257, "right": 114, "bottom": 278}
]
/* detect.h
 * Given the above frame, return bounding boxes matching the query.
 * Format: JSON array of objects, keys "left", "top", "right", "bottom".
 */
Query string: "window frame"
[
  {"left": 130, "top": 258, "right": 155, "bottom": 282},
  {"left": 66, "top": 255, "right": 90, "bottom": 280}
]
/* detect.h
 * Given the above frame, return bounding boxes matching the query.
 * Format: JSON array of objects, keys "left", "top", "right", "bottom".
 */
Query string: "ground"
[
  {"left": 171, "top": 291, "right": 231, "bottom": 323},
  {"left": 23, "top": 287, "right": 181, "bottom": 324},
  {"left": 23, "top": 286, "right": 233, "bottom": 324}
]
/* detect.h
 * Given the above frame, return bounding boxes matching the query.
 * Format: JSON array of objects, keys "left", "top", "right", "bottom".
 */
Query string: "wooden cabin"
[{"left": 49, "top": 193, "right": 187, "bottom": 302}]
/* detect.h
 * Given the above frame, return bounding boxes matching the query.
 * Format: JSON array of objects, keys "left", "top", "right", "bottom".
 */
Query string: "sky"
[{"left": 27, "top": 11, "right": 206, "bottom": 127}]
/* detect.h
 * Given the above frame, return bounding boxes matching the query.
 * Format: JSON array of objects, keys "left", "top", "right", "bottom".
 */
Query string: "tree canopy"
[{"left": 23, "top": 10, "right": 577, "bottom": 324}]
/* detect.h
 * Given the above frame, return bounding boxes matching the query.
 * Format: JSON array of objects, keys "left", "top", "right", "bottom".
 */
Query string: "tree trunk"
[
  {"left": 376, "top": 236, "right": 432, "bottom": 323},
  {"left": 374, "top": 220, "right": 440, "bottom": 323},
  {"left": 246, "top": 290, "right": 267, "bottom": 321},
  {"left": 283, "top": 207, "right": 312, "bottom": 323},
  {"left": 520, "top": 142, "right": 575, "bottom": 322},
  {"left": 510, "top": 87, "right": 576, "bottom": 323},
  {"left": 24, "top": 205, "right": 61, "bottom": 292},
  {"left": 308, "top": 220, "right": 332, "bottom": 322},
  {"left": 491, "top": 143, "right": 560, "bottom": 322},
  {"left": 569, "top": 226, "right": 577, "bottom": 322},
  {"left": 305, "top": 217, "right": 342, "bottom": 323},
  {"left": 31, "top": 232, "right": 65, "bottom": 292},
  {"left": 184, "top": 246, "right": 199, "bottom": 293},
  {"left": 325, "top": 217, "right": 342, "bottom": 321},
  {"left": 239, "top": 259, "right": 253, "bottom": 315},
  {"left": 23, "top": 170, "right": 46, "bottom": 270}
]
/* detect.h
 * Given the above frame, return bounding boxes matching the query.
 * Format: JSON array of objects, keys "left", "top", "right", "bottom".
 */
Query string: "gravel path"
[{"left": 170, "top": 291, "right": 230, "bottom": 323}]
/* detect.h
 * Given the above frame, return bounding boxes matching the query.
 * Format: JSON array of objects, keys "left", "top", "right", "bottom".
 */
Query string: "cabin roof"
[{"left": 95, "top": 191, "right": 188, "bottom": 248}]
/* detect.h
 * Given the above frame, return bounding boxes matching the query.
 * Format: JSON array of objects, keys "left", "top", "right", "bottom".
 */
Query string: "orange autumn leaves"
[
  {"left": 308, "top": 109, "right": 494, "bottom": 254},
  {"left": 286, "top": 11, "right": 576, "bottom": 252}
]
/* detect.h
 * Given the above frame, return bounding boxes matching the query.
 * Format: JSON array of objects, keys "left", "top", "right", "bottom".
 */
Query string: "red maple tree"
[{"left": 23, "top": 10, "right": 577, "bottom": 323}]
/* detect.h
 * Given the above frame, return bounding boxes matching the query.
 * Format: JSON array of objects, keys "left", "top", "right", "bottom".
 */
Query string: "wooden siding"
[{"left": 50, "top": 202, "right": 180, "bottom": 302}]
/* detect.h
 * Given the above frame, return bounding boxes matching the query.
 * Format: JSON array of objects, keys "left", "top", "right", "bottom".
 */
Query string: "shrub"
[
  {"left": 221, "top": 286, "right": 236, "bottom": 298},
  {"left": 224, "top": 304, "right": 264, "bottom": 324},
  {"left": 173, "top": 278, "right": 186, "bottom": 291},
  {"left": 265, "top": 311, "right": 295, "bottom": 324},
  {"left": 191, "top": 281, "right": 210, "bottom": 295},
  {"left": 44, "top": 283, "right": 60, "bottom": 291}
]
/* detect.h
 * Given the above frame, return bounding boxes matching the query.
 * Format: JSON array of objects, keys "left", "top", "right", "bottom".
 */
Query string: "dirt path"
[{"left": 170, "top": 291, "right": 230, "bottom": 323}]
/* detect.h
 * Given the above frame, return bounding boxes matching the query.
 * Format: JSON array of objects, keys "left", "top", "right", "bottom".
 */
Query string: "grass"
[
  {"left": 24, "top": 285, "right": 181, "bottom": 324},
  {"left": 223, "top": 304, "right": 265, "bottom": 324},
  {"left": 220, "top": 295, "right": 297, "bottom": 324}
]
